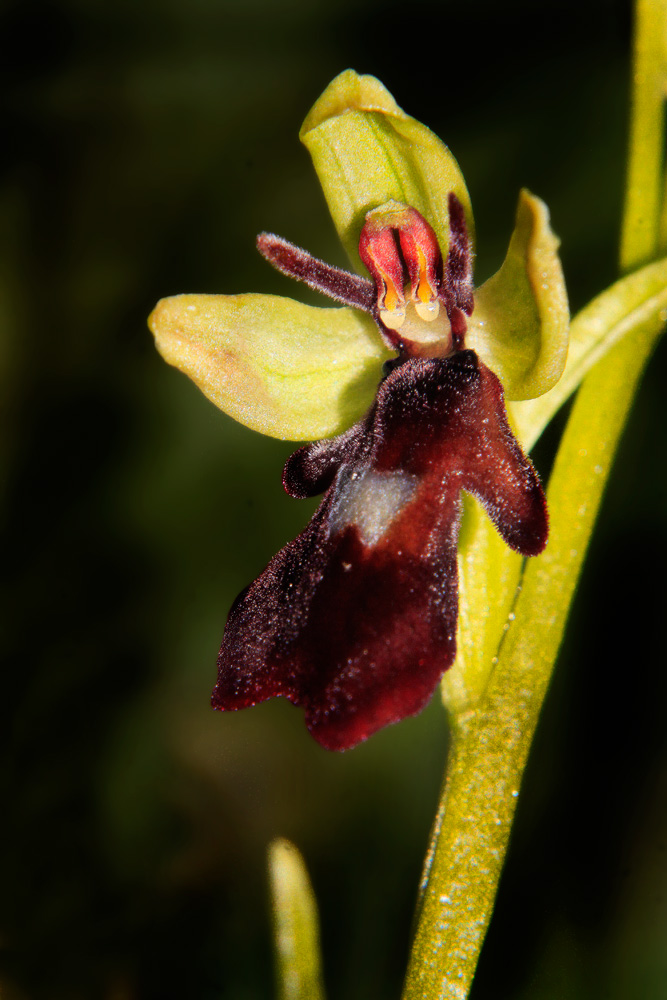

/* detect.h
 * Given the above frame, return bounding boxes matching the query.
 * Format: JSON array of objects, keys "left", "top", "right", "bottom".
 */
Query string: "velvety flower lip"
[
  {"left": 211, "top": 196, "right": 548, "bottom": 750},
  {"left": 213, "top": 351, "right": 547, "bottom": 751}
]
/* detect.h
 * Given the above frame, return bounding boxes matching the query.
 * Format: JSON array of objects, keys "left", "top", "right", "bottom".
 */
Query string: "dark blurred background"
[{"left": 2, "top": 0, "right": 667, "bottom": 997}]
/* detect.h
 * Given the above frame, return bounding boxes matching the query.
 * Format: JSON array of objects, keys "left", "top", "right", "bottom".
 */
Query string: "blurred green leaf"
[{"left": 268, "top": 838, "right": 326, "bottom": 1000}]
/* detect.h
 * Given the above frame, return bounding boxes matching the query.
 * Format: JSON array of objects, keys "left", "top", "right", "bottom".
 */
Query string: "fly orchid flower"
[{"left": 149, "top": 71, "right": 569, "bottom": 751}]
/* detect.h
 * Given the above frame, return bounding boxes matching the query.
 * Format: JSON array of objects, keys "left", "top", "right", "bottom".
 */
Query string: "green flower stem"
[
  {"left": 402, "top": 319, "right": 661, "bottom": 1000},
  {"left": 403, "top": 3, "right": 667, "bottom": 997},
  {"left": 621, "top": 0, "right": 667, "bottom": 271}
]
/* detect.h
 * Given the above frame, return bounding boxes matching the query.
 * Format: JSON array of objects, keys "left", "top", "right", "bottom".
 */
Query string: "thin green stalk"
[
  {"left": 621, "top": 0, "right": 667, "bottom": 270},
  {"left": 402, "top": 321, "right": 659, "bottom": 999},
  {"left": 403, "top": 3, "right": 667, "bottom": 997}
]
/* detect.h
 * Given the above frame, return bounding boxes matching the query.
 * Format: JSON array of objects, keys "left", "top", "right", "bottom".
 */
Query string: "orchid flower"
[
  {"left": 150, "top": 24, "right": 667, "bottom": 992},
  {"left": 149, "top": 70, "right": 570, "bottom": 750}
]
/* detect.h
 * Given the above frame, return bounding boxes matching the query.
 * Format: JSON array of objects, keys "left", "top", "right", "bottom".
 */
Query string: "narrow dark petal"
[
  {"left": 463, "top": 360, "right": 548, "bottom": 555},
  {"left": 449, "top": 306, "right": 468, "bottom": 352},
  {"left": 257, "top": 233, "right": 375, "bottom": 312},
  {"left": 213, "top": 349, "right": 547, "bottom": 750},
  {"left": 283, "top": 422, "right": 368, "bottom": 499},
  {"left": 444, "top": 192, "right": 475, "bottom": 316}
]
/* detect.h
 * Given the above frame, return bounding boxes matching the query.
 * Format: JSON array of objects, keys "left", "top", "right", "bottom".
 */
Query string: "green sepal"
[
  {"left": 149, "top": 292, "right": 390, "bottom": 441},
  {"left": 467, "top": 189, "right": 569, "bottom": 400},
  {"left": 268, "top": 838, "right": 326, "bottom": 1000},
  {"left": 300, "top": 69, "right": 474, "bottom": 271},
  {"left": 441, "top": 496, "right": 523, "bottom": 714}
]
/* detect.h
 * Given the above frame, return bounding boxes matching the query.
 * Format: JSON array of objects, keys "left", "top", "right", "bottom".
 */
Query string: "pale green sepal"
[
  {"left": 300, "top": 69, "right": 473, "bottom": 271},
  {"left": 510, "top": 254, "right": 667, "bottom": 450},
  {"left": 268, "top": 838, "right": 327, "bottom": 1000},
  {"left": 441, "top": 497, "right": 523, "bottom": 716},
  {"left": 149, "top": 293, "right": 391, "bottom": 441},
  {"left": 467, "top": 189, "right": 569, "bottom": 400}
]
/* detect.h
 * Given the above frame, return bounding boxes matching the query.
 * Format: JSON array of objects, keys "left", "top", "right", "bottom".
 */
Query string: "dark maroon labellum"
[{"left": 212, "top": 197, "right": 548, "bottom": 750}]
